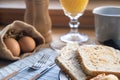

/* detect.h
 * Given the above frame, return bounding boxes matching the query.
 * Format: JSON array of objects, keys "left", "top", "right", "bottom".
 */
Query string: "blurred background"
[{"left": 0, "top": 0, "right": 120, "bottom": 28}]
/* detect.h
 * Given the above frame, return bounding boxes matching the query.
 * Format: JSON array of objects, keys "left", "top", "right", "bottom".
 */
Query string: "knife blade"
[{"left": 31, "top": 63, "right": 56, "bottom": 80}]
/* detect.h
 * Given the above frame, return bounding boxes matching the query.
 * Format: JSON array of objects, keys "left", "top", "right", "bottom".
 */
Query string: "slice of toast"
[
  {"left": 77, "top": 45, "right": 120, "bottom": 78},
  {"left": 90, "top": 73, "right": 119, "bottom": 80},
  {"left": 55, "top": 44, "right": 87, "bottom": 80}
]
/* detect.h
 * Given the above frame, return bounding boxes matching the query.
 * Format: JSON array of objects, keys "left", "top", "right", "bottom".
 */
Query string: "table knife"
[{"left": 31, "top": 63, "right": 56, "bottom": 80}]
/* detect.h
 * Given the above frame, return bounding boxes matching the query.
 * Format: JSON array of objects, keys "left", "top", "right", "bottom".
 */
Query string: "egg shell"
[
  {"left": 18, "top": 36, "right": 36, "bottom": 53},
  {"left": 4, "top": 38, "right": 20, "bottom": 57}
]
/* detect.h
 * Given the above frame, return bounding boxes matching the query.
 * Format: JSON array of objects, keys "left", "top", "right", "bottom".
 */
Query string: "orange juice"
[{"left": 60, "top": 0, "right": 89, "bottom": 15}]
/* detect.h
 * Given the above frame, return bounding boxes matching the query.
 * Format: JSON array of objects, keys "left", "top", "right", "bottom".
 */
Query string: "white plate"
[{"left": 59, "top": 71, "right": 70, "bottom": 80}]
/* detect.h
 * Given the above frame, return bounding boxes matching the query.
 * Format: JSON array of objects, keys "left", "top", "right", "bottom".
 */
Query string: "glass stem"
[{"left": 69, "top": 18, "right": 80, "bottom": 33}]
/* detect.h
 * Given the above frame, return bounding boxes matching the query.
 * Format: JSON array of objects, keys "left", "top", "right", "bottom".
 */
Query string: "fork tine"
[
  {"left": 37, "top": 55, "right": 50, "bottom": 66},
  {"left": 38, "top": 54, "right": 49, "bottom": 63},
  {"left": 33, "top": 54, "right": 46, "bottom": 66},
  {"left": 35, "top": 55, "right": 49, "bottom": 67},
  {"left": 31, "top": 54, "right": 50, "bottom": 69}
]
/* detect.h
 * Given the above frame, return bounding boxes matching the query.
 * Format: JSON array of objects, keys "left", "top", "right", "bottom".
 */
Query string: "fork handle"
[{"left": 31, "top": 63, "right": 56, "bottom": 80}]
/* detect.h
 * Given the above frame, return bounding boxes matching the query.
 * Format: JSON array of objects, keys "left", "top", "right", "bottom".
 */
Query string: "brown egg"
[
  {"left": 4, "top": 38, "right": 20, "bottom": 57},
  {"left": 18, "top": 36, "right": 36, "bottom": 53}
]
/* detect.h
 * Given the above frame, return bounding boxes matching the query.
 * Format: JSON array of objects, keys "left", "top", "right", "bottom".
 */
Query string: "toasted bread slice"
[
  {"left": 90, "top": 73, "right": 119, "bottom": 80},
  {"left": 55, "top": 44, "right": 87, "bottom": 80},
  {"left": 77, "top": 45, "right": 120, "bottom": 78}
]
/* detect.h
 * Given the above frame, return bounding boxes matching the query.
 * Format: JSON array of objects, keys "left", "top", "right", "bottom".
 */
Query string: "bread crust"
[
  {"left": 77, "top": 45, "right": 120, "bottom": 78},
  {"left": 55, "top": 44, "right": 87, "bottom": 80},
  {"left": 55, "top": 57, "right": 78, "bottom": 80}
]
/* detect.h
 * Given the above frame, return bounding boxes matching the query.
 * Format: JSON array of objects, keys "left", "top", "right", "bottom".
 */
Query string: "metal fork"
[{"left": 31, "top": 54, "right": 50, "bottom": 70}]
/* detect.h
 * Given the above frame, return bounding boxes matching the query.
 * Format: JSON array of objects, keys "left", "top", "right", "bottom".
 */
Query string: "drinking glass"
[{"left": 60, "top": 0, "right": 89, "bottom": 43}]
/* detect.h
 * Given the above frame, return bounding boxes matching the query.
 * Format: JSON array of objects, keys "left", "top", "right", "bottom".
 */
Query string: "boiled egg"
[
  {"left": 4, "top": 38, "right": 20, "bottom": 57},
  {"left": 18, "top": 36, "right": 36, "bottom": 53}
]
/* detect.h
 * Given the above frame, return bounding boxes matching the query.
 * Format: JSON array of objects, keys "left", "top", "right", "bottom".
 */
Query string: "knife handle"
[
  {"left": 2, "top": 66, "right": 29, "bottom": 80},
  {"left": 31, "top": 63, "right": 56, "bottom": 80}
]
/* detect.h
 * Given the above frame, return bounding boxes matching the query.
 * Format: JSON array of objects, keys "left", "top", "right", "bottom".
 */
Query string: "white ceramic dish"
[{"left": 59, "top": 71, "right": 70, "bottom": 80}]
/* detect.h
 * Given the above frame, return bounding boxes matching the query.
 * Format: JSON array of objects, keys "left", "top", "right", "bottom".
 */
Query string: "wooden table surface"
[
  {"left": 0, "top": 27, "right": 96, "bottom": 68},
  {"left": 52, "top": 27, "right": 95, "bottom": 40}
]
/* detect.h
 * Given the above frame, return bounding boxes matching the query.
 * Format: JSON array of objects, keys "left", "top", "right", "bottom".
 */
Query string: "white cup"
[{"left": 93, "top": 6, "right": 120, "bottom": 42}]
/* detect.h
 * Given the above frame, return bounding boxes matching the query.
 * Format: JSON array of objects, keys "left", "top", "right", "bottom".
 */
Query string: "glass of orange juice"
[{"left": 60, "top": 0, "right": 89, "bottom": 43}]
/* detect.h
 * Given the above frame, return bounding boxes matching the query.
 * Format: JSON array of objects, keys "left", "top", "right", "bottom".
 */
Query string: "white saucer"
[{"left": 59, "top": 71, "right": 70, "bottom": 80}]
